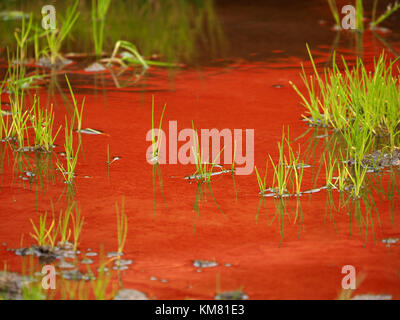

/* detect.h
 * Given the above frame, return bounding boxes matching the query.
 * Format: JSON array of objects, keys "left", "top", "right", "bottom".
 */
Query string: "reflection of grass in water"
[
  {"left": 192, "top": 180, "right": 225, "bottom": 235},
  {"left": 30, "top": 96, "right": 61, "bottom": 152},
  {"left": 256, "top": 196, "right": 304, "bottom": 245},
  {"left": 115, "top": 197, "right": 128, "bottom": 258},
  {"left": 152, "top": 162, "right": 166, "bottom": 217},
  {"left": 272, "top": 198, "right": 286, "bottom": 246},
  {"left": 105, "top": 0, "right": 226, "bottom": 64},
  {"left": 366, "top": 170, "right": 400, "bottom": 225}
]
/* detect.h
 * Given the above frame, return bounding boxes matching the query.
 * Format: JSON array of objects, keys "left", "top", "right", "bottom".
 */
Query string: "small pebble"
[
  {"left": 114, "top": 289, "right": 148, "bottom": 300},
  {"left": 193, "top": 260, "right": 218, "bottom": 268},
  {"left": 81, "top": 258, "right": 94, "bottom": 265},
  {"left": 85, "top": 252, "right": 98, "bottom": 257}
]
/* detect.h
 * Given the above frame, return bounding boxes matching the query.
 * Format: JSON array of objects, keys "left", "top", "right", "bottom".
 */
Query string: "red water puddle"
[{"left": 1, "top": 40, "right": 400, "bottom": 299}]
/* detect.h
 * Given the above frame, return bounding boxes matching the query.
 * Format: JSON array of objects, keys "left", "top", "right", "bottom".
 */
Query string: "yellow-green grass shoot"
[
  {"left": 255, "top": 161, "right": 268, "bottom": 194},
  {"left": 292, "top": 45, "right": 400, "bottom": 154},
  {"left": 150, "top": 95, "right": 166, "bottom": 163},
  {"left": 92, "top": 0, "right": 112, "bottom": 56},
  {"left": 30, "top": 212, "right": 55, "bottom": 247},
  {"left": 345, "top": 160, "right": 368, "bottom": 199},
  {"left": 65, "top": 74, "right": 85, "bottom": 133},
  {"left": 13, "top": 13, "right": 33, "bottom": 63},
  {"left": 371, "top": 1, "right": 400, "bottom": 29},
  {"left": 327, "top": 0, "right": 341, "bottom": 28},
  {"left": 30, "top": 96, "right": 61, "bottom": 152},
  {"left": 323, "top": 152, "right": 338, "bottom": 189},
  {"left": 269, "top": 129, "right": 292, "bottom": 197}
]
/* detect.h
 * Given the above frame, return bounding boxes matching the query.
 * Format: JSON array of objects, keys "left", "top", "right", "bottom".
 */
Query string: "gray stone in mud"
[
  {"left": 114, "top": 259, "right": 133, "bottom": 267},
  {"left": 81, "top": 258, "right": 94, "bottom": 265},
  {"left": 61, "top": 269, "right": 93, "bottom": 281},
  {"left": 58, "top": 260, "right": 76, "bottom": 269},
  {"left": 36, "top": 57, "right": 73, "bottom": 68},
  {"left": 215, "top": 290, "right": 249, "bottom": 300},
  {"left": 193, "top": 260, "right": 218, "bottom": 268},
  {"left": 113, "top": 265, "right": 129, "bottom": 271},
  {"left": 113, "top": 289, "right": 149, "bottom": 300},
  {"left": 352, "top": 294, "right": 392, "bottom": 300},
  {"left": 0, "top": 271, "right": 27, "bottom": 300},
  {"left": 107, "top": 251, "right": 123, "bottom": 258},
  {"left": 84, "top": 62, "right": 106, "bottom": 72}
]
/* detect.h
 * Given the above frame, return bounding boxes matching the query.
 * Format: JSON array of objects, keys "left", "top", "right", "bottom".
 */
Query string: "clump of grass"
[
  {"left": 29, "top": 204, "right": 84, "bottom": 251},
  {"left": 92, "top": 0, "right": 112, "bottom": 56},
  {"left": 6, "top": 51, "right": 29, "bottom": 149},
  {"left": 29, "top": 212, "right": 55, "bottom": 247},
  {"left": 56, "top": 117, "right": 81, "bottom": 184},
  {"left": 188, "top": 122, "right": 232, "bottom": 183},
  {"left": 291, "top": 45, "right": 400, "bottom": 154},
  {"left": 30, "top": 96, "right": 61, "bottom": 152},
  {"left": 269, "top": 128, "right": 304, "bottom": 197},
  {"left": 43, "top": 0, "right": 80, "bottom": 65},
  {"left": 345, "top": 160, "right": 368, "bottom": 199}
]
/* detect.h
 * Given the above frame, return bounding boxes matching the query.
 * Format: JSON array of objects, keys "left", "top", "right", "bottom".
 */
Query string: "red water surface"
[{"left": 1, "top": 38, "right": 400, "bottom": 300}]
